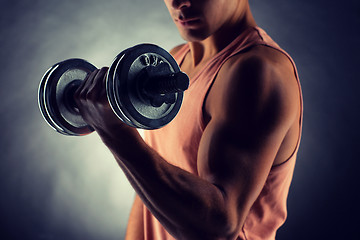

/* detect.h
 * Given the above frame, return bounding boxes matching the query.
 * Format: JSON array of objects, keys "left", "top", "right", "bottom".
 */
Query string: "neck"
[{"left": 188, "top": 2, "right": 257, "bottom": 67}]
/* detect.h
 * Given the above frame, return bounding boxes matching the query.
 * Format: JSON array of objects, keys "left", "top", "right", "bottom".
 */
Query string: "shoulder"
[
  {"left": 220, "top": 45, "right": 296, "bottom": 89},
  {"left": 169, "top": 44, "right": 186, "bottom": 56},
  {"left": 206, "top": 45, "right": 300, "bottom": 127}
]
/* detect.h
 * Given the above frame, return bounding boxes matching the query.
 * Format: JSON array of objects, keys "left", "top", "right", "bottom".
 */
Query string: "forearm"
[{"left": 102, "top": 133, "right": 235, "bottom": 239}]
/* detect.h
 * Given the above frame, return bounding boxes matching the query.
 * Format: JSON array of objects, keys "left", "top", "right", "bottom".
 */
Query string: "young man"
[{"left": 75, "top": 0, "right": 303, "bottom": 239}]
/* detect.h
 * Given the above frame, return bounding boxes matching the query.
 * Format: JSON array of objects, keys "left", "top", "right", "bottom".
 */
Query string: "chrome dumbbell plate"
[
  {"left": 107, "top": 44, "right": 185, "bottom": 130},
  {"left": 38, "top": 59, "right": 96, "bottom": 136}
]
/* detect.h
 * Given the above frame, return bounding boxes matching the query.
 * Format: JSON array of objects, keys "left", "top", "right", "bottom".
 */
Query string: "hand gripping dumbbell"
[{"left": 38, "top": 44, "right": 189, "bottom": 136}]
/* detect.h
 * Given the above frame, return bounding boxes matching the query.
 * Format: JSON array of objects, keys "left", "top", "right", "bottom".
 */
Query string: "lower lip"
[{"left": 177, "top": 19, "right": 202, "bottom": 28}]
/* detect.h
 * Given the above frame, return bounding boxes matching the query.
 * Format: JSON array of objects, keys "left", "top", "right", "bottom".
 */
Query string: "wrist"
[{"left": 96, "top": 125, "right": 149, "bottom": 162}]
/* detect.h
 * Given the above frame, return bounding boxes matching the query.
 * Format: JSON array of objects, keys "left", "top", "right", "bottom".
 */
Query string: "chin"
[
  {"left": 177, "top": 26, "right": 211, "bottom": 42},
  {"left": 179, "top": 30, "right": 209, "bottom": 42}
]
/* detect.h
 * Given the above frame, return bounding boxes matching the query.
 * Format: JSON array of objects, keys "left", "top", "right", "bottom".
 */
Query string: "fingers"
[
  {"left": 75, "top": 67, "right": 109, "bottom": 102},
  {"left": 74, "top": 69, "right": 98, "bottom": 100},
  {"left": 88, "top": 67, "right": 109, "bottom": 102}
]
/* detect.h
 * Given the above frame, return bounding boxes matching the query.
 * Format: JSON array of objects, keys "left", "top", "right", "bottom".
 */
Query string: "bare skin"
[{"left": 74, "top": 0, "right": 301, "bottom": 239}]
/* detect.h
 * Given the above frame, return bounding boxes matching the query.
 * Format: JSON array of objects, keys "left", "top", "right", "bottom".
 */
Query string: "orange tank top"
[{"left": 143, "top": 27, "right": 303, "bottom": 240}]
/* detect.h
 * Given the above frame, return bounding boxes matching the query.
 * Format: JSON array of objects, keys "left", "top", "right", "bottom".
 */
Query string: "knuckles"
[
  {"left": 72, "top": 66, "right": 123, "bottom": 129},
  {"left": 72, "top": 67, "right": 116, "bottom": 128},
  {"left": 75, "top": 67, "right": 109, "bottom": 105}
]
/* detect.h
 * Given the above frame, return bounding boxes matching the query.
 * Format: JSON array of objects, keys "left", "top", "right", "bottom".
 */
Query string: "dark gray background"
[{"left": 0, "top": 0, "right": 359, "bottom": 239}]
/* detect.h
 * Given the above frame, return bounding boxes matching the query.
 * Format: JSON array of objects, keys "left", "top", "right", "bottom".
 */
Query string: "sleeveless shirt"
[{"left": 142, "top": 27, "right": 303, "bottom": 240}]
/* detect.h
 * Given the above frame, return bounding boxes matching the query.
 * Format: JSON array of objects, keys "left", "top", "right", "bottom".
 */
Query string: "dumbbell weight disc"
[
  {"left": 38, "top": 64, "right": 60, "bottom": 132},
  {"left": 38, "top": 59, "right": 97, "bottom": 136},
  {"left": 107, "top": 44, "right": 184, "bottom": 130},
  {"left": 106, "top": 47, "right": 138, "bottom": 128}
]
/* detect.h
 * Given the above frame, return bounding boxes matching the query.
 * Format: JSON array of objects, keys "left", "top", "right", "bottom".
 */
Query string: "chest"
[{"left": 179, "top": 53, "right": 212, "bottom": 81}]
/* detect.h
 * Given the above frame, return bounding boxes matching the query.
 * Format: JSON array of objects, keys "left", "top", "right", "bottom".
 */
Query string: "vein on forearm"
[{"left": 109, "top": 141, "right": 228, "bottom": 238}]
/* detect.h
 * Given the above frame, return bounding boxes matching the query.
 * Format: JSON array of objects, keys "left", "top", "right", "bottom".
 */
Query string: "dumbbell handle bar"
[{"left": 144, "top": 71, "right": 189, "bottom": 94}]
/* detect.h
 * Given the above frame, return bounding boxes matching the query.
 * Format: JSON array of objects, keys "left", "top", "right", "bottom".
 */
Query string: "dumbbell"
[{"left": 38, "top": 44, "right": 189, "bottom": 136}]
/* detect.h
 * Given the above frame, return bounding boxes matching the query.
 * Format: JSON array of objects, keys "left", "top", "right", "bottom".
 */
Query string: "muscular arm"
[{"left": 79, "top": 49, "right": 300, "bottom": 240}]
